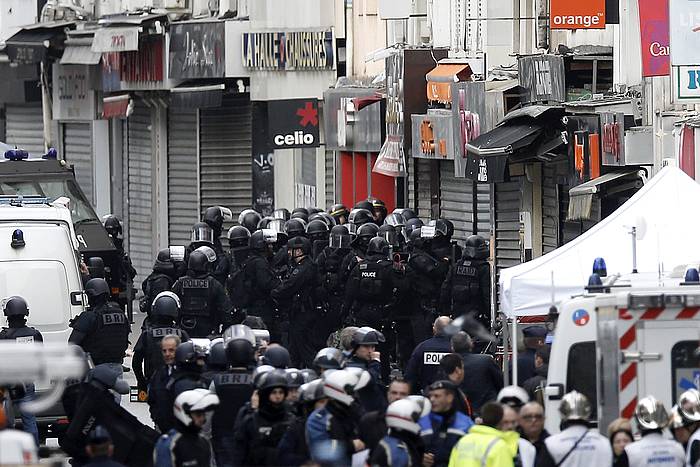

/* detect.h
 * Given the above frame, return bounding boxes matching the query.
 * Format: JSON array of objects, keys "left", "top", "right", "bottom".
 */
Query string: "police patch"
[
  {"left": 15, "top": 336, "right": 34, "bottom": 344},
  {"left": 456, "top": 266, "right": 477, "bottom": 276},
  {"left": 151, "top": 327, "right": 181, "bottom": 338},
  {"left": 361, "top": 271, "right": 377, "bottom": 278},
  {"left": 102, "top": 313, "right": 126, "bottom": 325},
  {"left": 182, "top": 278, "right": 208, "bottom": 289},
  {"left": 218, "top": 373, "right": 252, "bottom": 385},
  {"left": 423, "top": 351, "right": 449, "bottom": 365}
]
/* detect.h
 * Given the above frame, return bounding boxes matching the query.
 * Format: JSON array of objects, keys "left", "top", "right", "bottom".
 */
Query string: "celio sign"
[
  {"left": 550, "top": 0, "right": 606, "bottom": 30},
  {"left": 242, "top": 31, "right": 334, "bottom": 71}
]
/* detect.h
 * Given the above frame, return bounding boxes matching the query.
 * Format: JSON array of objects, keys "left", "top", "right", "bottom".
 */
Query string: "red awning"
[{"left": 102, "top": 95, "right": 131, "bottom": 119}]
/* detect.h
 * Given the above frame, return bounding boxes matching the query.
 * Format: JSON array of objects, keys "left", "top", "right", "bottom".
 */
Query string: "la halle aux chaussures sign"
[{"left": 268, "top": 99, "right": 321, "bottom": 150}]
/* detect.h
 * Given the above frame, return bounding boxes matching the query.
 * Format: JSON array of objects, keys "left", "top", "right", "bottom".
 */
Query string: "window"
[
  {"left": 567, "top": 341, "right": 597, "bottom": 419},
  {"left": 672, "top": 340, "right": 700, "bottom": 403}
]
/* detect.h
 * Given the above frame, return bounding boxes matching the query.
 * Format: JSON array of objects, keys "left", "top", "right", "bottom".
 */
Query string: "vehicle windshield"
[{"left": 0, "top": 179, "right": 99, "bottom": 224}]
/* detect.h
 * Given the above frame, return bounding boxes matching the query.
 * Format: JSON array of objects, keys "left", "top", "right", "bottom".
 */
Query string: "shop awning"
[
  {"left": 426, "top": 63, "right": 472, "bottom": 83},
  {"left": 102, "top": 94, "right": 132, "bottom": 119},
  {"left": 91, "top": 27, "right": 140, "bottom": 53},
  {"left": 5, "top": 21, "right": 75, "bottom": 64},
  {"left": 567, "top": 169, "right": 645, "bottom": 221},
  {"left": 170, "top": 84, "right": 224, "bottom": 109},
  {"left": 61, "top": 37, "right": 101, "bottom": 65}
]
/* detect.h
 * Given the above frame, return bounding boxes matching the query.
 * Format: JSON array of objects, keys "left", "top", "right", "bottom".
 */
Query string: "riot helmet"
[
  {"left": 285, "top": 218, "right": 307, "bottom": 239},
  {"left": 238, "top": 209, "right": 262, "bottom": 233},
  {"left": 3, "top": 296, "right": 28, "bottom": 317},
  {"left": 351, "top": 326, "right": 386, "bottom": 349},
  {"left": 329, "top": 204, "right": 350, "bottom": 224},
  {"left": 253, "top": 365, "right": 275, "bottom": 387},
  {"left": 103, "top": 215, "right": 122, "bottom": 239},
  {"left": 287, "top": 236, "right": 312, "bottom": 260},
  {"left": 322, "top": 368, "right": 370, "bottom": 406},
  {"left": 291, "top": 211, "right": 308, "bottom": 223},
  {"left": 187, "top": 250, "right": 209, "bottom": 274},
  {"left": 635, "top": 395, "right": 670, "bottom": 431},
  {"left": 85, "top": 278, "right": 110, "bottom": 306},
  {"left": 154, "top": 248, "right": 175, "bottom": 273},
  {"left": 384, "top": 213, "right": 405, "bottom": 228},
  {"left": 190, "top": 222, "right": 214, "bottom": 245},
  {"left": 329, "top": 225, "right": 352, "bottom": 249},
  {"left": 320, "top": 213, "right": 337, "bottom": 227},
  {"left": 559, "top": 390, "right": 592, "bottom": 422},
  {"left": 206, "top": 342, "right": 228, "bottom": 371},
  {"left": 203, "top": 206, "right": 233, "bottom": 233},
  {"left": 292, "top": 207, "right": 309, "bottom": 217},
  {"left": 173, "top": 388, "right": 219, "bottom": 427},
  {"left": 151, "top": 291, "right": 181, "bottom": 322},
  {"left": 285, "top": 368, "right": 306, "bottom": 389},
  {"left": 386, "top": 397, "right": 431, "bottom": 435},
  {"left": 257, "top": 216, "right": 273, "bottom": 230},
  {"left": 355, "top": 223, "right": 379, "bottom": 246},
  {"left": 262, "top": 345, "right": 291, "bottom": 369},
  {"left": 223, "top": 324, "right": 256, "bottom": 367},
  {"left": 273, "top": 208, "right": 291, "bottom": 221},
  {"left": 86, "top": 257, "right": 106, "bottom": 279},
  {"left": 175, "top": 341, "right": 207, "bottom": 373},
  {"left": 299, "top": 379, "right": 325, "bottom": 404},
  {"left": 366, "top": 237, "right": 390, "bottom": 257},
  {"left": 227, "top": 225, "right": 251, "bottom": 249},
  {"left": 395, "top": 208, "right": 417, "bottom": 221},
  {"left": 258, "top": 369, "right": 289, "bottom": 391},
  {"left": 464, "top": 234, "right": 489, "bottom": 260},
  {"left": 378, "top": 224, "right": 400, "bottom": 248},
  {"left": 347, "top": 208, "right": 373, "bottom": 234},
  {"left": 354, "top": 200, "right": 374, "bottom": 212},
  {"left": 249, "top": 229, "right": 277, "bottom": 255},
  {"left": 368, "top": 197, "right": 387, "bottom": 223},
  {"left": 195, "top": 245, "right": 217, "bottom": 264},
  {"left": 313, "top": 347, "right": 343, "bottom": 371},
  {"left": 431, "top": 219, "right": 451, "bottom": 239},
  {"left": 307, "top": 219, "right": 329, "bottom": 242},
  {"left": 404, "top": 218, "right": 424, "bottom": 239}
]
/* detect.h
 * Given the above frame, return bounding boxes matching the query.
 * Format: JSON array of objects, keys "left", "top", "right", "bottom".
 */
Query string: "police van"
[{"left": 544, "top": 272, "right": 700, "bottom": 434}]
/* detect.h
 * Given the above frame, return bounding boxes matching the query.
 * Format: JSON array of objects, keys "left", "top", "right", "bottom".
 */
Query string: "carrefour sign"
[
  {"left": 550, "top": 0, "right": 605, "bottom": 29},
  {"left": 242, "top": 30, "right": 335, "bottom": 71}
]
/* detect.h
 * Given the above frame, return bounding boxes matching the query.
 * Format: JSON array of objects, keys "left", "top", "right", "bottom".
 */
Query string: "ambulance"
[{"left": 543, "top": 271, "right": 700, "bottom": 434}]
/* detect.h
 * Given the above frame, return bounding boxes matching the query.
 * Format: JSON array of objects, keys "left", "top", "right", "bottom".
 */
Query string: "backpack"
[{"left": 153, "top": 429, "right": 180, "bottom": 467}]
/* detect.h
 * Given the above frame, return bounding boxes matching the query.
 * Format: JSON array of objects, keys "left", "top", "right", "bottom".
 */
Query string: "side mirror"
[{"left": 545, "top": 383, "right": 564, "bottom": 401}]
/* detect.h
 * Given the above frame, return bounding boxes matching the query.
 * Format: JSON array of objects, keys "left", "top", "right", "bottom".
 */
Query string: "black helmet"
[
  {"left": 307, "top": 219, "right": 329, "bottom": 241},
  {"left": 464, "top": 235, "right": 489, "bottom": 260},
  {"left": 405, "top": 218, "right": 424, "bottom": 238},
  {"left": 356, "top": 223, "right": 379, "bottom": 242},
  {"left": 3, "top": 296, "right": 28, "bottom": 317},
  {"left": 154, "top": 248, "right": 174, "bottom": 272},
  {"left": 207, "top": 342, "right": 228, "bottom": 371},
  {"left": 151, "top": 292, "right": 180, "bottom": 321},
  {"left": 348, "top": 208, "right": 373, "bottom": 232},
  {"left": 330, "top": 204, "right": 350, "bottom": 222},
  {"left": 238, "top": 209, "right": 262, "bottom": 233},
  {"left": 257, "top": 216, "right": 273, "bottom": 230},
  {"left": 378, "top": 225, "right": 400, "bottom": 248},
  {"left": 291, "top": 211, "right": 308, "bottom": 223},
  {"left": 320, "top": 213, "right": 337, "bottom": 227},
  {"left": 432, "top": 219, "right": 451, "bottom": 238},
  {"left": 262, "top": 346, "right": 291, "bottom": 369},
  {"left": 225, "top": 338, "right": 256, "bottom": 367},
  {"left": 308, "top": 207, "right": 324, "bottom": 215},
  {"left": 354, "top": 200, "right": 374, "bottom": 212},
  {"left": 175, "top": 341, "right": 206, "bottom": 372},
  {"left": 273, "top": 208, "right": 291, "bottom": 221},
  {"left": 188, "top": 250, "right": 209, "bottom": 274},
  {"left": 367, "top": 237, "right": 390, "bottom": 256},
  {"left": 86, "top": 257, "right": 106, "bottom": 279},
  {"left": 190, "top": 222, "right": 214, "bottom": 244},
  {"left": 384, "top": 213, "right": 405, "bottom": 227},
  {"left": 85, "top": 278, "right": 110, "bottom": 305},
  {"left": 285, "top": 368, "right": 305, "bottom": 388},
  {"left": 249, "top": 229, "right": 277, "bottom": 252},
  {"left": 103, "top": 215, "right": 122, "bottom": 238},
  {"left": 285, "top": 218, "right": 307, "bottom": 239},
  {"left": 329, "top": 225, "right": 352, "bottom": 249},
  {"left": 203, "top": 206, "right": 232, "bottom": 232},
  {"left": 351, "top": 326, "right": 386, "bottom": 349},
  {"left": 227, "top": 225, "right": 251, "bottom": 248},
  {"left": 369, "top": 198, "right": 387, "bottom": 218},
  {"left": 313, "top": 347, "right": 343, "bottom": 370},
  {"left": 287, "top": 236, "right": 312, "bottom": 256},
  {"left": 257, "top": 369, "right": 289, "bottom": 391}
]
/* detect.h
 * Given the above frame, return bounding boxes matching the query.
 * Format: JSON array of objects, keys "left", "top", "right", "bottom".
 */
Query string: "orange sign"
[{"left": 550, "top": 0, "right": 605, "bottom": 29}]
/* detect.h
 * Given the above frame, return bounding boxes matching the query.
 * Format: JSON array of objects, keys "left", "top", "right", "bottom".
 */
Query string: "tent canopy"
[{"left": 499, "top": 166, "right": 700, "bottom": 317}]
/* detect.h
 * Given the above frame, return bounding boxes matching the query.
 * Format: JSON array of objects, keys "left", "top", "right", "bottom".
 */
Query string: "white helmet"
[
  {"left": 497, "top": 385, "right": 529, "bottom": 408},
  {"left": 322, "top": 369, "right": 370, "bottom": 406},
  {"left": 386, "top": 397, "right": 431, "bottom": 434},
  {"left": 173, "top": 388, "right": 220, "bottom": 426}
]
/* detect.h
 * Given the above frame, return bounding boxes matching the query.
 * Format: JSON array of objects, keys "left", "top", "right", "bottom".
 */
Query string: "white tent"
[{"left": 499, "top": 166, "right": 700, "bottom": 317}]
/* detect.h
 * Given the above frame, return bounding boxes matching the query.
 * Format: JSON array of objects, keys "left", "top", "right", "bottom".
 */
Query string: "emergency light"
[
  {"left": 593, "top": 257, "right": 607, "bottom": 277},
  {"left": 681, "top": 268, "right": 700, "bottom": 285},
  {"left": 42, "top": 147, "right": 58, "bottom": 160},
  {"left": 4, "top": 149, "right": 29, "bottom": 161},
  {"left": 588, "top": 273, "right": 603, "bottom": 287},
  {"left": 11, "top": 229, "right": 25, "bottom": 249}
]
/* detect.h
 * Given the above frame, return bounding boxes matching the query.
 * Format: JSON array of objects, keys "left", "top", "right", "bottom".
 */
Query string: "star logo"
[{"left": 296, "top": 102, "right": 318, "bottom": 127}]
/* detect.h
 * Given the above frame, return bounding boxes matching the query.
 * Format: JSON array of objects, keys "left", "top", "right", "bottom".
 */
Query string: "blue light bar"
[{"left": 4, "top": 149, "right": 29, "bottom": 161}]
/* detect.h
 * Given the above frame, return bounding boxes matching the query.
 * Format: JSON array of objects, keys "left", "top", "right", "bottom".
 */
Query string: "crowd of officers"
[{"left": 5, "top": 200, "right": 700, "bottom": 466}]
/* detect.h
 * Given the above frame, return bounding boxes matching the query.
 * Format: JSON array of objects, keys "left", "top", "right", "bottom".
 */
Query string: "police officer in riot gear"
[
  {"left": 69, "top": 278, "right": 130, "bottom": 367},
  {"left": 315, "top": 225, "right": 353, "bottom": 341},
  {"left": 271, "top": 236, "right": 319, "bottom": 368},
  {"left": 172, "top": 250, "right": 235, "bottom": 338},
  {"left": 340, "top": 222, "right": 380, "bottom": 288},
  {"left": 330, "top": 204, "right": 350, "bottom": 225},
  {"left": 186, "top": 221, "right": 229, "bottom": 286},
  {"left": 102, "top": 215, "right": 137, "bottom": 311},
  {"left": 404, "top": 218, "right": 424, "bottom": 248},
  {"left": 231, "top": 369, "right": 294, "bottom": 466},
  {"left": 430, "top": 218, "right": 461, "bottom": 261},
  {"left": 344, "top": 327, "right": 388, "bottom": 413},
  {"left": 140, "top": 248, "right": 179, "bottom": 318},
  {"left": 226, "top": 225, "right": 252, "bottom": 316},
  {"left": 313, "top": 347, "right": 343, "bottom": 374},
  {"left": 291, "top": 208, "right": 309, "bottom": 222},
  {"left": 408, "top": 226, "right": 450, "bottom": 343},
  {"left": 167, "top": 342, "right": 207, "bottom": 401},
  {"left": 368, "top": 197, "right": 388, "bottom": 225},
  {"left": 0, "top": 296, "right": 43, "bottom": 444},
  {"left": 202, "top": 206, "right": 233, "bottom": 284},
  {"left": 536, "top": 391, "right": 613, "bottom": 466},
  {"left": 347, "top": 208, "right": 374, "bottom": 235},
  {"left": 239, "top": 209, "right": 262, "bottom": 233},
  {"left": 395, "top": 207, "right": 417, "bottom": 222},
  {"left": 307, "top": 219, "right": 329, "bottom": 260},
  {"left": 278, "top": 378, "right": 328, "bottom": 466},
  {"left": 440, "top": 234, "right": 491, "bottom": 324},
  {"left": 132, "top": 292, "right": 189, "bottom": 395}
]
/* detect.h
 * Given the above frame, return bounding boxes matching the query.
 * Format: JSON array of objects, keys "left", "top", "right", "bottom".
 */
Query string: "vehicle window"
[
  {"left": 567, "top": 341, "right": 597, "bottom": 419},
  {"left": 672, "top": 340, "right": 699, "bottom": 402},
  {"left": 0, "top": 179, "right": 99, "bottom": 223}
]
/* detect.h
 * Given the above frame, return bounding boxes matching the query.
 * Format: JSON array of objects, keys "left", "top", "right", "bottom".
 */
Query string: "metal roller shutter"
[
  {"left": 199, "top": 96, "right": 252, "bottom": 226},
  {"left": 168, "top": 109, "right": 198, "bottom": 247},
  {"left": 125, "top": 103, "right": 154, "bottom": 287},
  {"left": 438, "top": 161, "right": 490, "bottom": 241},
  {"left": 415, "top": 158, "right": 432, "bottom": 219},
  {"left": 407, "top": 157, "right": 415, "bottom": 211},
  {"left": 62, "top": 123, "right": 94, "bottom": 205},
  {"left": 5, "top": 103, "right": 45, "bottom": 155},
  {"left": 494, "top": 178, "right": 523, "bottom": 272},
  {"left": 325, "top": 149, "right": 335, "bottom": 208},
  {"left": 542, "top": 165, "right": 559, "bottom": 254}
]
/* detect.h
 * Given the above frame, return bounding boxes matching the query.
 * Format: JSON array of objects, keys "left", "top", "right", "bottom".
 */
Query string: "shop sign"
[
  {"left": 92, "top": 27, "right": 139, "bottom": 53},
  {"left": 639, "top": 0, "right": 670, "bottom": 77},
  {"left": 242, "top": 31, "right": 334, "bottom": 71},
  {"left": 252, "top": 102, "right": 274, "bottom": 216},
  {"left": 550, "top": 0, "right": 606, "bottom": 29},
  {"left": 52, "top": 64, "right": 96, "bottom": 121},
  {"left": 268, "top": 99, "right": 320, "bottom": 149},
  {"left": 675, "top": 65, "right": 700, "bottom": 101},
  {"left": 670, "top": 0, "right": 700, "bottom": 66},
  {"left": 169, "top": 22, "right": 225, "bottom": 79}
]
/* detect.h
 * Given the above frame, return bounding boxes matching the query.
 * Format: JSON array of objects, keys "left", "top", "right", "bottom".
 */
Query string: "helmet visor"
[
  {"left": 329, "top": 233, "right": 352, "bottom": 249},
  {"left": 272, "top": 209, "right": 289, "bottom": 220},
  {"left": 169, "top": 246, "right": 186, "bottom": 262},
  {"left": 385, "top": 213, "right": 405, "bottom": 227},
  {"left": 420, "top": 226, "right": 436, "bottom": 239},
  {"left": 223, "top": 324, "right": 256, "bottom": 347},
  {"left": 268, "top": 219, "right": 286, "bottom": 235},
  {"left": 191, "top": 225, "right": 214, "bottom": 243},
  {"left": 380, "top": 229, "right": 398, "bottom": 246},
  {"left": 260, "top": 229, "right": 278, "bottom": 244}
]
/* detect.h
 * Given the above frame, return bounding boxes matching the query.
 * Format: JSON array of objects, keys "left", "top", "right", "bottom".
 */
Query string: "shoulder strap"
[
  {"left": 555, "top": 429, "right": 589, "bottom": 467},
  {"left": 480, "top": 437, "right": 502, "bottom": 467}
]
